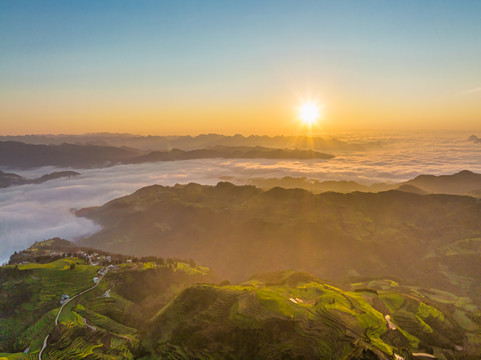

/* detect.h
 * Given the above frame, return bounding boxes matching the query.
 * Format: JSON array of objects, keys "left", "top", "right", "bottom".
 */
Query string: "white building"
[{"left": 60, "top": 294, "right": 70, "bottom": 304}]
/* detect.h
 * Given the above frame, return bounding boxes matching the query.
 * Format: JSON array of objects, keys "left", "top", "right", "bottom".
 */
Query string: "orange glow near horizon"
[{"left": 1, "top": 88, "right": 481, "bottom": 136}]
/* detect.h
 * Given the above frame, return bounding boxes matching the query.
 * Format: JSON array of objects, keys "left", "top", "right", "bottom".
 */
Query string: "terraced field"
[
  {"left": 0, "top": 250, "right": 212, "bottom": 359},
  {"left": 0, "top": 258, "right": 99, "bottom": 355},
  {"left": 2, "top": 242, "right": 480, "bottom": 359},
  {"left": 144, "top": 271, "right": 480, "bottom": 359}
]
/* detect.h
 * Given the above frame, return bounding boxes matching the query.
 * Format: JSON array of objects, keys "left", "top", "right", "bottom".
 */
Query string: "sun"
[{"left": 298, "top": 101, "right": 320, "bottom": 126}]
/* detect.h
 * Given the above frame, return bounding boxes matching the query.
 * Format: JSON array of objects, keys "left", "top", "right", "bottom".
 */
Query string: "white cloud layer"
[{"left": 2, "top": 132, "right": 481, "bottom": 263}]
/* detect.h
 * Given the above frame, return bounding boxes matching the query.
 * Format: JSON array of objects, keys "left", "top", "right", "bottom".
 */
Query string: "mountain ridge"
[
  {"left": 243, "top": 170, "right": 481, "bottom": 196},
  {"left": 0, "top": 133, "right": 378, "bottom": 152},
  {"left": 0, "top": 170, "right": 79, "bottom": 188},
  {"left": 0, "top": 141, "right": 333, "bottom": 169},
  {"left": 77, "top": 181, "right": 481, "bottom": 303}
]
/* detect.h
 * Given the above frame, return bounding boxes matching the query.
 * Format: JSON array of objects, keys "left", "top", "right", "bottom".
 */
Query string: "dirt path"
[
  {"left": 38, "top": 335, "right": 49, "bottom": 360},
  {"left": 412, "top": 353, "right": 436, "bottom": 359},
  {"left": 38, "top": 270, "right": 108, "bottom": 359}
]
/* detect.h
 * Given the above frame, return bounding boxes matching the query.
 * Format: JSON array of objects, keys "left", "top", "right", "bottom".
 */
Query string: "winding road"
[{"left": 38, "top": 270, "right": 108, "bottom": 360}]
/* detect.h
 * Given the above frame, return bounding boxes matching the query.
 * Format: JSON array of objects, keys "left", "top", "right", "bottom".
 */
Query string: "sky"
[{"left": 1, "top": 0, "right": 480, "bottom": 135}]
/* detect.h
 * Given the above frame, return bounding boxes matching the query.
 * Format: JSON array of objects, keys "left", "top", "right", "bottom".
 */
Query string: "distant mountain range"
[
  {"left": 0, "top": 133, "right": 380, "bottom": 152},
  {"left": 125, "top": 145, "right": 333, "bottom": 164},
  {"left": 243, "top": 170, "right": 481, "bottom": 197},
  {"left": 467, "top": 134, "right": 481, "bottom": 144},
  {"left": 0, "top": 140, "right": 333, "bottom": 169},
  {"left": 0, "top": 170, "right": 79, "bottom": 188},
  {"left": 0, "top": 141, "right": 140, "bottom": 169}
]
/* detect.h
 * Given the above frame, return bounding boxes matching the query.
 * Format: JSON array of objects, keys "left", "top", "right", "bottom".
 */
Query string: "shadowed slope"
[{"left": 78, "top": 183, "right": 481, "bottom": 301}]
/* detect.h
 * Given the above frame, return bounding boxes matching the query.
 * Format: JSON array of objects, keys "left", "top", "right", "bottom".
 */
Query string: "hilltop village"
[{"left": 7, "top": 237, "right": 184, "bottom": 268}]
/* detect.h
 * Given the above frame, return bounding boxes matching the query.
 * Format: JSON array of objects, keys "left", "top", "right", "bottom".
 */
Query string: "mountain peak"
[{"left": 454, "top": 169, "right": 476, "bottom": 177}]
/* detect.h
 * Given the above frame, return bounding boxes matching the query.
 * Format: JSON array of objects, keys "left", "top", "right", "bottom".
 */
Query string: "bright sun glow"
[{"left": 298, "top": 101, "right": 320, "bottom": 126}]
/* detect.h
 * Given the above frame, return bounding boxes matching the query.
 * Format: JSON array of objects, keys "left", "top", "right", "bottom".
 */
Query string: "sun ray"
[{"left": 298, "top": 101, "right": 321, "bottom": 127}]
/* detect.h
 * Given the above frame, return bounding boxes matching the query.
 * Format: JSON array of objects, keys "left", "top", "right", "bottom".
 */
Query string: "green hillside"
[
  {"left": 142, "top": 271, "right": 481, "bottom": 359},
  {"left": 0, "top": 241, "right": 212, "bottom": 359},
  {"left": 78, "top": 182, "right": 481, "bottom": 300},
  {"left": 1, "top": 244, "right": 480, "bottom": 359}
]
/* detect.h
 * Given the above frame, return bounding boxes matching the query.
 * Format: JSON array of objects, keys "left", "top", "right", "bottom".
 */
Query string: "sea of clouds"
[{"left": 2, "top": 132, "right": 481, "bottom": 263}]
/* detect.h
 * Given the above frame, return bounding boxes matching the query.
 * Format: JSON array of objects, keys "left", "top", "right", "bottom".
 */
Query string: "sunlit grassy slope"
[
  {"left": 1, "top": 255, "right": 480, "bottom": 359},
  {"left": 0, "top": 246, "right": 211, "bottom": 359},
  {"left": 143, "top": 271, "right": 481, "bottom": 360},
  {"left": 0, "top": 258, "right": 99, "bottom": 353}
]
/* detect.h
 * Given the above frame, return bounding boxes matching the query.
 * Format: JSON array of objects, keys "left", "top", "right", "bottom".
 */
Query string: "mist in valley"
[{"left": 2, "top": 132, "right": 481, "bottom": 265}]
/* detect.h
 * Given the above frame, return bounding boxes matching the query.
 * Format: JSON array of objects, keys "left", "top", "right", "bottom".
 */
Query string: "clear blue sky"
[{"left": 1, "top": 1, "right": 480, "bottom": 134}]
